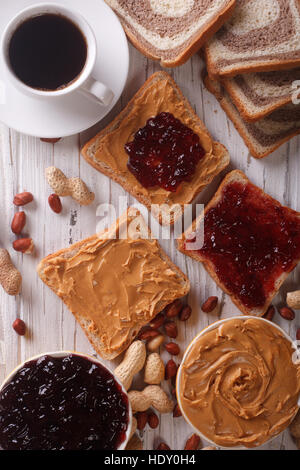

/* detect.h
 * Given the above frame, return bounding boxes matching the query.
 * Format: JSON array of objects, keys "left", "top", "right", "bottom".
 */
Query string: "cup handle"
[{"left": 79, "top": 77, "right": 114, "bottom": 106}]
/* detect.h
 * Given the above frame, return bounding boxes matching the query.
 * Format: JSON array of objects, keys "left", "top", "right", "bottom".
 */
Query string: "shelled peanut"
[
  {"left": 12, "top": 191, "right": 35, "bottom": 255},
  {"left": 201, "top": 296, "right": 219, "bottom": 314}
]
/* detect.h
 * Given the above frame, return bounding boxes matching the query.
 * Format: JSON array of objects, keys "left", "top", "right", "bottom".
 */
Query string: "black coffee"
[{"left": 9, "top": 14, "right": 87, "bottom": 91}]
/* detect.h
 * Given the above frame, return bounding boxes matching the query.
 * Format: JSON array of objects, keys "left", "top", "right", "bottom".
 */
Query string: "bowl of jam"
[
  {"left": 177, "top": 317, "right": 300, "bottom": 449},
  {"left": 0, "top": 352, "right": 132, "bottom": 450}
]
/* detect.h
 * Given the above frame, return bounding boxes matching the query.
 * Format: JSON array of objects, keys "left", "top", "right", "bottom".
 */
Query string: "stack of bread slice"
[{"left": 203, "top": 0, "right": 300, "bottom": 158}]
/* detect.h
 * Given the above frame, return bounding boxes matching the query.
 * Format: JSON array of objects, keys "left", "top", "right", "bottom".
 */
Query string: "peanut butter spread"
[
  {"left": 41, "top": 213, "right": 189, "bottom": 358},
  {"left": 93, "top": 77, "right": 225, "bottom": 206},
  {"left": 179, "top": 318, "right": 300, "bottom": 448}
]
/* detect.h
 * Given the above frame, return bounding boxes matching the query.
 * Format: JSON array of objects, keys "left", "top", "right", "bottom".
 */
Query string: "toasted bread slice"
[
  {"left": 37, "top": 208, "right": 190, "bottom": 360},
  {"left": 204, "top": 75, "right": 300, "bottom": 159},
  {"left": 177, "top": 170, "right": 300, "bottom": 317},
  {"left": 105, "top": 0, "right": 236, "bottom": 68},
  {"left": 223, "top": 68, "right": 300, "bottom": 122},
  {"left": 205, "top": 0, "right": 300, "bottom": 78},
  {"left": 82, "top": 71, "right": 230, "bottom": 225}
]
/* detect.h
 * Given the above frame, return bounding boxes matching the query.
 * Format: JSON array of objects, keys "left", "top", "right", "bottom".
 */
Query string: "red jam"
[
  {"left": 125, "top": 112, "right": 205, "bottom": 192},
  {"left": 0, "top": 354, "right": 129, "bottom": 450},
  {"left": 187, "top": 181, "right": 300, "bottom": 309}
]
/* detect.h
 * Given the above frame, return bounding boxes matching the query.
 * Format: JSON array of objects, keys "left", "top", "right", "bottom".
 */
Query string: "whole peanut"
[
  {"left": 114, "top": 341, "right": 146, "bottom": 391},
  {"left": 287, "top": 291, "right": 300, "bottom": 310},
  {"left": 144, "top": 353, "right": 165, "bottom": 385},
  {"left": 46, "top": 167, "right": 95, "bottom": 206},
  {"left": 129, "top": 386, "right": 173, "bottom": 414},
  {"left": 0, "top": 249, "right": 22, "bottom": 296}
]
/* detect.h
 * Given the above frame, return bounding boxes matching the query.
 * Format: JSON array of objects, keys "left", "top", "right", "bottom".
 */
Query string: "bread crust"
[
  {"left": 205, "top": 56, "right": 300, "bottom": 81},
  {"left": 204, "top": 0, "right": 300, "bottom": 78},
  {"left": 204, "top": 75, "right": 300, "bottom": 159},
  {"left": 82, "top": 71, "right": 230, "bottom": 224},
  {"left": 106, "top": 0, "right": 236, "bottom": 68},
  {"left": 223, "top": 78, "right": 293, "bottom": 123},
  {"left": 177, "top": 170, "right": 300, "bottom": 317},
  {"left": 37, "top": 209, "right": 190, "bottom": 360}
]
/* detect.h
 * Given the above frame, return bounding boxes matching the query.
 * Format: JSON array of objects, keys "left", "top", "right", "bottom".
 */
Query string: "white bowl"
[
  {"left": 176, "top": 316, "right": 300, "bottom": 450},
  {"left": 0, "top": 351, "right": 132, "bottom": 450}
]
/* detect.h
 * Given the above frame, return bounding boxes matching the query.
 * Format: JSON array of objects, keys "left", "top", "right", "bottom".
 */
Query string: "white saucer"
[{"left": 0, "top": 0, "right": 129, "bottom": 137}]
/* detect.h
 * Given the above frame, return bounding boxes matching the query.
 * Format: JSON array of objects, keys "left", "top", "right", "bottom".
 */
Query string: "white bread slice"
[
  {"left": 37, "top": 208, "right": 190, "bottom": 361},
  {"left": 105, "top": 0, "right": 236, "bottom": 67},
  {"left": 204, "top": 74, "right": 300, "bottom": 159},
  {"left": 205, "top": 0, "right": 300, "bottom": 78},
  {"left": 177, "top": 170, "right": 300, "bottom": 317},
  {"left": 223, "top": 68, "right": 300, "bottom": 122},
  {"left": 82, "top": 71, "right": 230, "bottom": 225}
]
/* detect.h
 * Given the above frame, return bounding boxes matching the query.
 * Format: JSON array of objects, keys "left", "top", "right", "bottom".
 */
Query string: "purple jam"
[
  {"left": 125, "top": 112, "right": 205, "bottom": 192},
  {"left": 0, "top": 354, "right": 129, "bottom": 450}
]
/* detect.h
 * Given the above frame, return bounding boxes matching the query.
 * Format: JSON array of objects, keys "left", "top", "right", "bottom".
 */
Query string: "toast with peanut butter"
[
  {"left": 37, "top": 208, "right": 190, "bottom": 360},
  {"left": 82, "top": 71, "right": 230, "bottom": 225},
  {"left": 177, "top": 170, "right": 300, "bottom": 317}
]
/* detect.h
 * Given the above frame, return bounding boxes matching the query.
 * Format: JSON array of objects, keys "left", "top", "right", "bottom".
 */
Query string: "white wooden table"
[{"left": 0, "top": 44, "right": 298, "bottom": 451}]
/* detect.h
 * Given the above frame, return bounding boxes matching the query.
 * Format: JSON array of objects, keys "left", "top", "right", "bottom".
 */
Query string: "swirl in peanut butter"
[{"left": 179, "top": 318, "right": 300, "bottom": 448}]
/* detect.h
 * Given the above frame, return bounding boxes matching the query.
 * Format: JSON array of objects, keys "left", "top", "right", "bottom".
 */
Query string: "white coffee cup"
[{"left": 1, "top": 3, "right": 114, "bottom": 106}]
